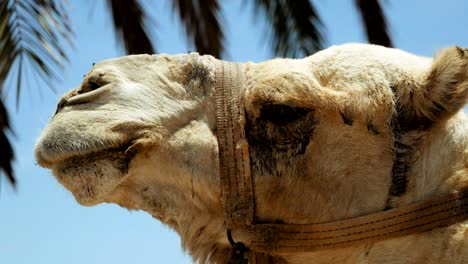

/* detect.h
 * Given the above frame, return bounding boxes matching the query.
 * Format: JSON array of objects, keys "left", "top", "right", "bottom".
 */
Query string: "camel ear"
[{"left": 398, "top": 46, "right": 468, "bottom": 131}]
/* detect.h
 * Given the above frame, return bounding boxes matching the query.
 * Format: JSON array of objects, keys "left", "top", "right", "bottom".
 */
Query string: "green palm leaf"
[
  {"left": 355, "top": 0, "right": 393, "bottom": 47},
  {"left": 172, "top": 0, "right": 223, "bottom": 58},
  {"left": 254, "top": 0, "right": 324, "bottom": 58},
  {"left": 0, "top": 0, "right": 72, "bottom": 186},
  {"left": 107, "top": 0, "right": 155, "bottom": 54},
  {"left": 0, "top": 99, "right": 14, "bottom": 186}
]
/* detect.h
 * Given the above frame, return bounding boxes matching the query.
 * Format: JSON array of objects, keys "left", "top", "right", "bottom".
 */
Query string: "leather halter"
[{"left": 214, "top": 60, "right": 468, "bottom": 258}]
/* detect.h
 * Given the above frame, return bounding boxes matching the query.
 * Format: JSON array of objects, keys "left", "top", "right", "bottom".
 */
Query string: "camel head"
[{"left": 35, "top": 44, "right": 468, "bottom": 263}]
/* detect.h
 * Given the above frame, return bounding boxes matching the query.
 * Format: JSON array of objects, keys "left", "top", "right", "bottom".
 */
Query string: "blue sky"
[{"left": 1, "top": 1, "right": 467, "bottom": 264}]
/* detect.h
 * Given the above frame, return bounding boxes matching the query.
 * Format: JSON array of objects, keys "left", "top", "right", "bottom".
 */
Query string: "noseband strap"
[
  {"left": 215, "top": 61, "right": 255, "bottom": 228},
  {"left": 214, "top": 60, "right": 468, "bottom": 258}
]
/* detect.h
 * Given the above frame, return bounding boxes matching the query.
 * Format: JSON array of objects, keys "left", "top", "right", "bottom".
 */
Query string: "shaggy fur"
[{"left": 35, "top": 44, "right": 468, "bottom": 263}]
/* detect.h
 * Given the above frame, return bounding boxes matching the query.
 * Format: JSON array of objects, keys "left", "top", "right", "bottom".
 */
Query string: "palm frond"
[
  {"left": 172, "top": 0, "right": 223, "bottom": 58},
  {"left": 107, "top": 0, "right": 155, "bottom": 54},
  {"left": 0, "top": 99, "right": 14, "bottom": 186},
  {"left": 254, "top": 0, "right": 324, "bottom": 58},
  {"left": 0, "top": 0, "right": 72, "bottom": 186},
  {"left": 354, "top": 0, "right": 393, "bottom": 47},
  {"left": 0, "top": 0, "right": 72, "bottom": 96}
]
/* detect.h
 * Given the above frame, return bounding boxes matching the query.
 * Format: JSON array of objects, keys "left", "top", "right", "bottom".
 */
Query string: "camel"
[{"left": 35, "top": 43, "right": 468, "bottom": 263}]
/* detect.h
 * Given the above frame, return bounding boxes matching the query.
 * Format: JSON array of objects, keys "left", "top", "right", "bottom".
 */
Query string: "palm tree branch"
[
  {"left": 0, "top": 0, "right": 72, "bottom": 186},
  {"left": 254, "top": 0, "right": 324, "bottom": 57},
  {"left": 172, "top": 0, "right": 223, "bottom": 58},
  {"left": 354, "top": 0, "right": 393, "bottom": 47},
  {"left": 0, "top": 99, "right": 14, "bottom": 186},
  {"left": 107, "top": 0, "right": 155, "bottom": 54}
]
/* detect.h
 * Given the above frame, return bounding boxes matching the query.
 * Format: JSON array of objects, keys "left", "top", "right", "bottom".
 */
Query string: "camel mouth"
[
  {"left": 51, "top": 145, "right": 132, "bottom": 175},
  {"left": 35, "top": 141, "right": 132, "bottom": 169},
  {"left": 49, "top": 145, "right": 134, "bottom": 206}
]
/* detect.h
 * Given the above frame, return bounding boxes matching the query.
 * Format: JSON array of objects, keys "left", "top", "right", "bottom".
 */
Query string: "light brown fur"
[{"left": 35, "top": 44, "right": 468, "bottom": 263}]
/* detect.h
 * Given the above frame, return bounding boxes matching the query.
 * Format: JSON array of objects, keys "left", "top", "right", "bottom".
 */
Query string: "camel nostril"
[
  {"left": 88, "top": 80, "right": 101, "bottom": 91},
  {"left": 81, "top": 73, "right": 108, "bottom": 93},
  {"left": 74, "top": 79, "right": 103, "bottom": 95}
]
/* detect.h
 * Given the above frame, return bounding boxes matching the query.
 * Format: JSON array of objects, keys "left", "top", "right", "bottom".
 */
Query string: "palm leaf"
[
  {"left": 254, "top": 0, "right": 324, "bottom": 58},
  {"left": 0, "top": 0, "right": 72, "bottom": 186},
  {"left": 0, "top": 99, "right": 14, "bottom": 186},
  {"left": 354, "top": 0, "right": 393, "bottom": 47},
  {"left": 107, "top": 0, "right": 155, "bottom": 54},
  {"left": 172, "top": 0, "right": 223, "bottom": 58}
]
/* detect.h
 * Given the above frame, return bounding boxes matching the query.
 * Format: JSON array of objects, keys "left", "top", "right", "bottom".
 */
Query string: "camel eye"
[{"left": 260, "top": 104, "right": 311, "bottom": 125}]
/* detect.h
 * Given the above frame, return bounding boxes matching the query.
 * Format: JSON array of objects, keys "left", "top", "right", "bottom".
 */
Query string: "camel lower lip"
[
  {"left": 36, "top": 144, "right": 132, "bottom": 169},
  {"left": 51, "top": 148, "right": 132, "bottom": 207}
]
